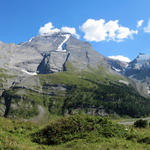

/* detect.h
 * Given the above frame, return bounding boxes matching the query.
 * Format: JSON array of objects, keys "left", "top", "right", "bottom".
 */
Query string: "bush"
[
  {"left": 134, "top": 119, "right": 148, "bottom": 128},
  {"left": 138, "top": 137, "right": 150, "bottom": 144},
  {"left": 32, "top": 114, "right": 127, "bottom": 145}
]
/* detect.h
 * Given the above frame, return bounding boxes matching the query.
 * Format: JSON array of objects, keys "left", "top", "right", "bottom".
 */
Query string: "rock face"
[
  {"left": 0, "top": 32, "right": 109, "bottom": 75},
  {"left": 107, "top": 58, "right": 128, "bottom": 73},
  {"left": 37, "top": 52, "right": 70, "bottom": 73}
]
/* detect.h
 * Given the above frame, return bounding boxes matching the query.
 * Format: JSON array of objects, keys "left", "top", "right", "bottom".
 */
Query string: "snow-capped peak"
[{"left": 136, "top": 53, "right": 150, "bottom": 64}]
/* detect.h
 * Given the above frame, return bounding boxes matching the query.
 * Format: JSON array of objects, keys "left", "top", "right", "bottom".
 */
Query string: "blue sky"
[{"left": 1, "top": 0, "right": 150, "bottom": 61}]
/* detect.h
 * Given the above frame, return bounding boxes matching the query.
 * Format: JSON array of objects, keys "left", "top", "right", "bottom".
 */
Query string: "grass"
[
  {"left": 0, "top": 69, "right": 16, "bottom": 89},
  {"left": 2, "top": 66, "right": 150, "bottom": 149},
  {"left": 1, "top": 115, "right": 150, "bottom": 150},
  {"left": 39, "top": 66, "right": 124, "bottom": 87}
]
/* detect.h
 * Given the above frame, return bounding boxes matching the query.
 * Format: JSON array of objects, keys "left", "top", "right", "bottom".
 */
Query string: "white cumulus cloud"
[
  {"left": 61, "top": 27, "right": 80, "bottom": 39},
  {"left": 144, "top": 19, "right": 150, "bottom": 33},
  {"left": 137, "top": 20, "right": 144, "bottom": 28},
  {"left": 39, "top": 22, "right": 80, "bottom": 38},
  {"left": 39, "top": 22, "right": 60, "bottom": 35},
  {"left": 117, "top": 27, "right": 138, "bottom": 41},
  {"left": 108, "top": 55, "right": 131, "bottom": 63},
  {"left": 80, "top": 19, "right": 138, "bottom": 42}
]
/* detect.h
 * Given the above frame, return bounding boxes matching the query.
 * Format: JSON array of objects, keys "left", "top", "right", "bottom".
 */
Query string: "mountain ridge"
[{"left": 0, "top": 32, "right": 110, "bottom": 75}]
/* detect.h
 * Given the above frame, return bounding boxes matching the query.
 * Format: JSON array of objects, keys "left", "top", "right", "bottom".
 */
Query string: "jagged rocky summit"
[{"left": 125, "top": 53, "right": 150, "bottom": 79}]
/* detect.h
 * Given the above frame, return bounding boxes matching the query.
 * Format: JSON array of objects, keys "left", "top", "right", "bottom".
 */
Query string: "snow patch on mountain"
[
  {"left": 56, "top": 34, "right": 71, "bottom": 52},
  {"left": 112, "top": 66, "right": 121, "bottom": 72},
  {"left": 22, "top": 69, "right": 37, "bottom": 76},
  {"left": 118, "top": 80, "right": 129, "bottom": 85},
  {"left": 29, "top": 37, "right": 34, "bottom": 42}
]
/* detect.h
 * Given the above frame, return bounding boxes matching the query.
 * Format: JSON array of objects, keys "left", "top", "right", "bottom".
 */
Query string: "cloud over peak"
[
  {"left": 39, "top": 22, "right": 60, "bottom": 35},
  {"left": 80, "top": 18, "right": 138, "bottom": 42},
  {"left": 61, "top": 27, "right": 80, "bottom": 39},
  {"left": 108, "top": 55, "right": 131, "bottom": 63},
  {"left": 39, "top": 22, "right": 80, "bottom": 38}
]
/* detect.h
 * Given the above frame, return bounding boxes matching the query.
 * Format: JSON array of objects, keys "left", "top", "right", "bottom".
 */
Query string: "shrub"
[
  {"left": 134, "top": 119, "right": 148, "bottom": 128},
  {"left": 138, "top": 137, "right": 150, "bottom": 144},
  {"left": 32, "top": 114, "right": 127, "bottom": 145}
]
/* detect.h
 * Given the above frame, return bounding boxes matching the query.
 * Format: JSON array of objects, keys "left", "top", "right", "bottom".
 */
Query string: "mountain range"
[
  {"left": 0, "top": 32, "right": 150, "bottom": 119},
  {"left": 108, "top": 53, "right": 150, "bottom": 96}
]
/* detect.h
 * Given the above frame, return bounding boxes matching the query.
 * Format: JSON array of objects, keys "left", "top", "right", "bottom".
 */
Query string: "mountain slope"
[{"left": 0, "top": 32, "right": 149, "bottom": 119}]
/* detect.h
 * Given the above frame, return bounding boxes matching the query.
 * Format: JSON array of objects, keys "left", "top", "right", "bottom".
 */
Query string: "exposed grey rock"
[
  {"left": 65, "top": 106, "right": 107, "bottom": 116},
  {"left": 37, "top": 51, "right": 70, "bottom": 74},
  {"left": 66, "top": 36, "right": 109, "bottom": 70},
  {"left": 107, "top": 58, "right": 128, "bottom": 73}
]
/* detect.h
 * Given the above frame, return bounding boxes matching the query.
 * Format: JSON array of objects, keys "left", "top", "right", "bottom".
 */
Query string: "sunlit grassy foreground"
[{"left": 1, "top": 115, "right": 150, "bottom": 150}]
